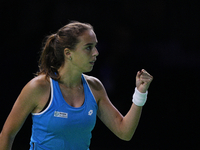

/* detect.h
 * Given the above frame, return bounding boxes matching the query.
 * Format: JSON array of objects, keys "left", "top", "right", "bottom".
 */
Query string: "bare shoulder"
[
  {"left": 21, "top": 75, "right": 50, "bottom": 99},
  {"left": 83, "top": 74, "right": 104, "bottom": 91},
  {"left": 83, "top": 74, "right": 107, "bottom": 103},
  {"left": 20, "top": 74, "right": 51, "bottom": 113},
  {"left": 27, "top": 75, "right": 50, "bottom": 92}
]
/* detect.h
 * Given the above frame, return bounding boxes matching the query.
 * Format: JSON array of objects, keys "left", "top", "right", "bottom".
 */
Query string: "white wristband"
[{"left": 132, "top": 87, "right": 148, "bottom": 106}]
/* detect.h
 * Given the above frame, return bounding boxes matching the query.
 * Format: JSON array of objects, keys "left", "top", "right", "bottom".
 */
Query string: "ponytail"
[{"left": 37, "top": 34, "right": 62, "bottom": 80}]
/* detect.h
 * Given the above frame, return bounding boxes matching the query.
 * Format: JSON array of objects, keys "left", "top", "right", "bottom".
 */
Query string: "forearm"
[
  {"left": 119, "top": 86, "right": 147, "bottom": 141},
  {"left": 119, "top": 103, "right": 142, "bottom": 141},
  {"left": 0, "top": 132, "right": 14, "bottom": 150}
]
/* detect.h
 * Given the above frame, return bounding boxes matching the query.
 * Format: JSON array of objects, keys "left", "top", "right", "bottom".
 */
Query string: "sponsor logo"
[
  {"left": 54, "top": 111, "right": 68, "bottom": 118},
  {"left": 88, "top": 110, "right": 93, "bottom": 116}
]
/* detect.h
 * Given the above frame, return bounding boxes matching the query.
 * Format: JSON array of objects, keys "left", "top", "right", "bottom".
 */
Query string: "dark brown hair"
[{"left": 36, "top": 21, "right": 93, "bottom": 80}]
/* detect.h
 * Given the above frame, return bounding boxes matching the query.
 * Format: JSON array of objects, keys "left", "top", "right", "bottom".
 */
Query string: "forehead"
[{"left": 78, "top": 29, "right": 98, "bottom": 45}]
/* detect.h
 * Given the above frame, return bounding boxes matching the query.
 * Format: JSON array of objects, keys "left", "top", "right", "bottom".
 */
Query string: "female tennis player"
[{"left": 0, "top": 21, "right": 153, "bottom": 150}]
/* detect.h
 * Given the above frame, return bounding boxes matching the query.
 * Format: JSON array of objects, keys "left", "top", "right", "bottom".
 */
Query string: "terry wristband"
[{"left": 132, "top": 87, "right": 148, "bottom": 106}]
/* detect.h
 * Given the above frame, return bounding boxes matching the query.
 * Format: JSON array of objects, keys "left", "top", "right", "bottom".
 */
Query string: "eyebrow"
[{"left": 84, "top": 42, "right": 98, "bottom": 46}]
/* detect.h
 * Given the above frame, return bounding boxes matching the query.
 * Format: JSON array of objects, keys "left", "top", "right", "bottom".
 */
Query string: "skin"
[{"left": 0, "top": 29, "right": 153, "bottom": 150}]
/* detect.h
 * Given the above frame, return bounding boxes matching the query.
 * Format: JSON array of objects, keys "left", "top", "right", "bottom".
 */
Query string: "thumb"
[
  {"left": 136, "top": 71, "right": 142, "bottom": 80},
  {"left": 136, "top": 71, "right": 142, "bottom": 88}
]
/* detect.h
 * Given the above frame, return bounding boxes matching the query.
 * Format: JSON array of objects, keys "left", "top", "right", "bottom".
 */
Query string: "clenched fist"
[{"left": 136, "top": 69, "right": 153, "bottom": 93}]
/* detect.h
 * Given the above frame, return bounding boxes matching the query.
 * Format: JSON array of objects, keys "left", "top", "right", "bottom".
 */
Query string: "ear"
[
  {"left": 64, "top": 48, "right": 72, "bottom": 61},
  {"left": 64, "top": 48, "right": 71, "bottom": 56}
]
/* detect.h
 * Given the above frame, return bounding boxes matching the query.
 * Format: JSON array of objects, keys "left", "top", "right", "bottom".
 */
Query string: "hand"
[{"left": 136, "top": 69, "right": 153, "bottom": 93}]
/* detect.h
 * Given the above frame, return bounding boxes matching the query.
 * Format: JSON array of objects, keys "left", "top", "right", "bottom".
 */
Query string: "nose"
[{"left": 93, "top": 47, "right": 99, "bottom": 57}]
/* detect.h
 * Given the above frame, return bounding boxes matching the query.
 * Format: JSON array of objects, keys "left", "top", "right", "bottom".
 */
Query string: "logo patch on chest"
[
  {"left": 88, "top": 110, "right": 93, "bottom": 116},
  {"left": 54, "top": 111, "right": 68, "bottom": 118}
]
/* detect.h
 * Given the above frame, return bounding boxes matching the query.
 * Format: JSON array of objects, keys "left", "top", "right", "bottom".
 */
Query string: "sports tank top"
[{"left": 29, "top": 74, "right": 98, "bottom": 150}]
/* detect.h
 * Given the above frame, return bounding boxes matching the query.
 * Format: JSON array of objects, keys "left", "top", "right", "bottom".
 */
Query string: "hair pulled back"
[{"left": 37, "top": 21, "right": 93, "bottom": 80}]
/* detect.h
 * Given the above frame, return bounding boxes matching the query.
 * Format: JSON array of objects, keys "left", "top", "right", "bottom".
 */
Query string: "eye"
[{"left": 86, "top": 46, "right": 92, "bottom": 51}]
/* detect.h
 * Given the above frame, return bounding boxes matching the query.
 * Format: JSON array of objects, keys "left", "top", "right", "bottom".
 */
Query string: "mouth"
[{"left": 89, "top": 60, "right": 96, "bottom": 65}]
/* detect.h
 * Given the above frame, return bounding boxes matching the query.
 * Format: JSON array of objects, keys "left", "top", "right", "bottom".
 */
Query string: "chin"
[{"left": 83, "top": 67, "right": 93, "bottom": 73}]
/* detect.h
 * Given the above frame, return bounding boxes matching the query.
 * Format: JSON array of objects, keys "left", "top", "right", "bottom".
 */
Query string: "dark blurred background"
[{"left": 0, "top": 0, "right": 199, "bottom": 149}]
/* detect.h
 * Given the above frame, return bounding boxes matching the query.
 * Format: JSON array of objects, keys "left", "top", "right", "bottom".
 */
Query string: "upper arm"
[
  {"left": 97, "top": 87, "right": 124, "bottom": 138},
  {"left": 1, "top": 77, "right": 49, "bottom": 138},
  {"left": 86, "top": 75, "right": 124, "bottom": 138}
]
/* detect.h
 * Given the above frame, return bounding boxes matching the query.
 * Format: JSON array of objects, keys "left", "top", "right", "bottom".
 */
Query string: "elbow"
[
  {"left": 118, "top": 132, "right": 134, "bottom": 141},
  {"left": 120, "top": 135, "right": 133, "bottom": 141},
  {"left": 125, "top": 135, "right": 133, "bottom": 141}
]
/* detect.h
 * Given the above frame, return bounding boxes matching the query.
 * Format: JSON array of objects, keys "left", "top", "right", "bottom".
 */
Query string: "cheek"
[{"left": 73, "top": 56, "right": 87, "bottom": 65}]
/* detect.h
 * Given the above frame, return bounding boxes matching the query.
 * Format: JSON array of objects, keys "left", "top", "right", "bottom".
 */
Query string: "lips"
[
  {"left": 89, "top": 61, "right": 95, "bottom": 65},
  {"left": 89, "top": 59, "right": 96, "bottom": 65}
]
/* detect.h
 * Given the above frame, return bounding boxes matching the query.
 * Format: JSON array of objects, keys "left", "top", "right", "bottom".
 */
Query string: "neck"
[{"left": 58, "top": 65, "right": 83, "bottom": 88}]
